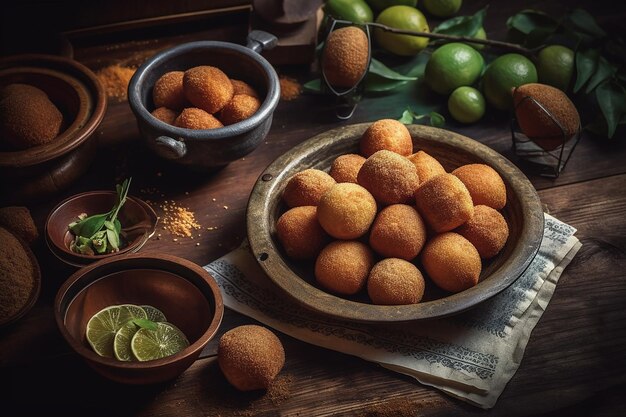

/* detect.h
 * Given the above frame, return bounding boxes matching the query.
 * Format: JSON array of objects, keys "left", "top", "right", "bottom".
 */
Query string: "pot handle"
[
  {"left": 155, "top": 136, "right": 187, "bottom": 159},
  {"left": 246, "top": 30, "right": 278, "bottom": 53}
]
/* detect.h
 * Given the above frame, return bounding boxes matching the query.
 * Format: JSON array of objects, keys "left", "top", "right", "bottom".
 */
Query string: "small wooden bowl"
[
  {"left": 45, "top": 191, "right": 158, "bottom": 267},
  {"left": 54, "top": 253, "right": 224, "bottom": 384},
  {"left": 247, "top": 123, "right": 544, "bottom": 323}
]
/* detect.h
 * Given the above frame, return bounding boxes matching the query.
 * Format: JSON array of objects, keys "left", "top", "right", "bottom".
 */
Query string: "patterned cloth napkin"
[{"left": 204, "top": 213, "right": 581, "bottom": 408}]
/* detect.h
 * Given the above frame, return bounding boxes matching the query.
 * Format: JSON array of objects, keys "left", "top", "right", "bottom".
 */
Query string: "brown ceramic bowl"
[
  {"left": 0, "top": 54, "right": 107, "bottom": 204},
  {"left": 45, "top": 191, "right": 158, "bottom": 267},
  {"left": 247, "top": 123, "right": 544, "bottom": 323},
  {"left": 54, "top": 253, "right": 224, "bottom": 384}
]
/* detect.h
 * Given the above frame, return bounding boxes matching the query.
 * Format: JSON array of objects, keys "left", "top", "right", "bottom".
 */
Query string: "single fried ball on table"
[
  {"left": 152, "top": 71, "right": 187, "bottom": 110},
  {"left": 316, "top": 183, "right": 377, "bottom": 239},
  {"left": 369, "top": 204, "right": 426, "bottom": 261},
  {"left": 407, "top": 150, "right": 446, "bottom": 185},
  {"left": 282, "top": 169, "right": 336, "bottom": 208},
  {"left": 456, "top": 205, "right": 509, "bottom": 259},
  {"left": 360, "top": 119, "right": 413, "bottom": 157},
  {"left": 174, "top": 108, "right": 223, "bottom": 129},
  {"left": 151, "top": 107, "right": 178, "bottom": 125},
  {"left": 357, "top": 150, "right": 419, "bottom": 205},
  {"left": 0, "top": 206, "right": 38, "bottom": 244},
  {"left": 276, "top": 206, "right": 328, "bottom": 260},
  {"left": 218, "top": 325, "right": 285, "bottom": 391},
  {"left": 414, "top": 173, "right": 474, "bottom": 233},
  {"left": 315, "top": 240, "right": 374, "bottom": 295},
  {"left": 329, "top": 153, "right": 366, "bottom": 184},
  {"left": 183, "top": 65, "right": 234, "bottom": 113},
  {"left": 219, "top": 94, "right": 261, "bottom": 125},
  {"left": 367, "top": 258, "right": 425, "bottom": 305},
  {"left": 421, "top": 232, "right": 481, "bottom": 293},
  {"left": 231, "top": 79, "right": 259, "bottom": 98},
  {"left": 452, "top": 164, "right": 506, "bottom": 210}
]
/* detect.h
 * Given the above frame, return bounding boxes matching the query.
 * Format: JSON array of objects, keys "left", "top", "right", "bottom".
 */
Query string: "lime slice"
[
  {"left": 141, "top": 305, "right": 167, "bottom": 322},
  {"left": 113, "top": 321, "right": 140, "bottom": 361},
  {"left": 130, "top": 322, "right": 189, "bottom": 361},
  {"left": 85, "top": 304, "right": 147, "bottom": 358}
]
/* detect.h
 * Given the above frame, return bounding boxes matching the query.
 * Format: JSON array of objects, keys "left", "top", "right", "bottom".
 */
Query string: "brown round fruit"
[
  {"left": 367, "top": 258, "right": 425, "bottom": 305},
  {"left": 329, "top": 153, "right": 366, "bottom": 184},
  {"left": 282, "top": 169, "right": 336, "bottom": 208},
  {"left": 174, "top": 108, "right": 223, "bottom": 129},
  {"left": 360, "top": 119, "right": 413, "bottom": 157},
  {"left": 369, "top": 204, "right": 426, "bottom": 260},
  {"left": 456, "top": 205, "right": 509, "bottom": 259},
  {"left": 322, "top": 26, "right": 369, "bottom": 89},
  {"left": 315, "top": 240, "right": 374, "bottom": 295},
  {"left": 317, "top": 182, "right": 377, "bottom": 239},
  {"left": 452, "top": 164, "right": 506, "bottom": 210},
  {"left": 152, "top": 71, "right": 187, "bottom": 110},
  {"left": 414, "top": 173, "right": 474, "bottom": 232},
  {"left": 276, "top": 206, "right": 328, "bottom": 260},
  {"left": 183, "top": 66, "right": 234, "bottom": 114},
  {"left": 357, "top": 150, "right": 419, "bottom": 205}
]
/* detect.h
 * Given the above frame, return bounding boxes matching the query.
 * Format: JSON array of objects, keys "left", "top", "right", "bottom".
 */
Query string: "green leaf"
[
  {"left": 506, "top": 9, "right": 557, "bottom": 35},
  {"left": 114, "top": 219, "right": 121, "bottom": 234},
  {"left": 585, "top": 56, "right": 617, "bottom": 94},
  {"left": 364, "top": 74, "right": 409, "bottom": 92},
  {"left": 429, "top": 112, "right": 446, "bottom": 128},
  {"left": 132, "top": 318, "right": 158, "bottom": 330},
  {"left": 566, "top": 8, "right": 606, "bottom": 38},
  {"left": 398, "top": 109, "right": 414, "bottom": 124},
  {"left": 70, "top": 213, "right": 109, "bottom": 238},
  {"left": 368, "top": 58, "right": 417, "bottom": 81},
  {"left": 574, "top": 48, "right": 599, "bottom": 93},
  {"left": 303, "top": 78, "right": 322, "bottom": 92},
  {"left": 595, "top": 79, "right": 626, "bottom": 138},
  {"left": 104, "top": 220, "right": 116, "bottom": 231},
  {"left": 106, "top": 228, "right": 120, "bottom": 251},
  {"left": 433, "top": 6, "right": 486, "bottom": 37}
]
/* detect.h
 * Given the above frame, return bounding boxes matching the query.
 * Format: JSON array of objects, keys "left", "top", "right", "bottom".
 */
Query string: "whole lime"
[
  {"left": 424, "top": 42, "right": 484, "bottom": 95},
  {"left": 375, "top": 6, "right": 430, "bottom": 56},
  {"left": 482, "top": 53, "right": 537, "bottom": 111},
  {"left": 367, "top": 0, "right": 417, "bottom": 12},
  {"left": 423, "top": 0, "right": 462, "bottom": 18},
  {"left": 325, "top": 0, "right": 374, "bottom": 24},
  {"left": 536, "top": 45, "right": 575, "bottom": 92},
  {"left": 466, "top": 26, "right": 486, "bottom": 50},
  {"left": 448, "top": 86, "right": 485, "bottom": 124}
]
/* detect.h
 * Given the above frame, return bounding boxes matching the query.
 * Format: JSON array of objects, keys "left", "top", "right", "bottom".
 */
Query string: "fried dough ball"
[
  {"left": 360, "top": 119, "right": 413, "bottom": 157},
  {"left": 151, "top": 107, "right": 178, "bottom": 125},
  {"left": 408, "top": 150, "right": 446, "bottom": 185},
  {"left": 219, "top": 94, "right": 261, "bottom": 125},
  {"left": 367, "top": 258, "right": 425, "bottom": 305},
  {"left": 231, "top": 79, "right": 259, "bottom": 98},
  {"left": 317, "top": 183, "right": 377, "bottom": 239},
  {"left": 183, "top": 66, "right": 234, "bottom": 113},
  {"left": 357, "top": 150, "right": 419, "bottom": 205},
  {"left": 421, "top": 232, "right": 481, "bottom": 293},
  {"left": 329, "top": 153, "right": 366, "bottom": 184},
  {"left": 456, "top": 205, "right": 509, "bottom": 259},
  {"left": 414, "top": 173, "right": 474, "bottom": 233},
  {"left": 218, "top": 325, "right": 285, "bottom": 391},
  {"left": 174, "top": 107, "right": 223, "bottom": 129},
  {"left": 152, "top": 71, "right": 187, "bottom": 110},
  {"left": 452, "top": 164, "right": 506, "bottom": 210},
  {"left": 315, "top": 240, "right": 374, "bottom": 295},
  {"left": 276, "top": 206, "right": 328, "bottom": 260},
  {"left": 369, "top": 204, "right": 426, "bottom": 260},
  {"left": 0, "top": 206, "right": 38, "bottom": 244},
  {"left": 282, "top": 169, "right": 336, "bottom": 208},
  {"left": 0, "top": 83, "right": 62, "bottom": 150}
]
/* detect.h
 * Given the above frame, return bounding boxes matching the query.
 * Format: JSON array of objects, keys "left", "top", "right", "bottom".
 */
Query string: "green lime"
[
  {"left": 466, "top": 26, "right": 486, "bottom": 50},
  {"left": 537, "top": 45, "right": 575, "bottom": 92},
  {"left": 86, "top": 304, "right": 147, "bottom": 358},
  {"left": 367, "top": 0, "right": 417, "bottom": 12},
  {"left": 325, "top": 0, "right": 373, "bottom": 24},
  {"left": 142, "top": 305, "right": 167, "bottom": 322},
  {"left": 113, "top": 321, "right": 140, "bottom": 361},
  {"left": 423, "top": 0, "right": 462, "bottom": 17},
  {"left": 448, "top": 86, "right": 485, "bottom": 124},
  {"left": 424, "top": 42, "right": 484, "bottom": 95},
  {"left": 131, "top": 322, "right": 189, "bottom": 362},
  {"left": 482, "top": 53, "right": 537, "bottom": 110},
  {"left": 375, "top": 6, "right": 430, "bottom": 56}
]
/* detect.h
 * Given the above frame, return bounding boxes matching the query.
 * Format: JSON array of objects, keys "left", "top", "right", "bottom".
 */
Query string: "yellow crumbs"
[{"left": 159, "top": 200, "right": 201, "bottom": 237}]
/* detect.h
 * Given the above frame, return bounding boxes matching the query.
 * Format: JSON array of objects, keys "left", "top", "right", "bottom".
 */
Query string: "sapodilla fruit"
[
  {"left": 322, "top": 26, "right": 369, "bottom": 89},
  {"left": 513, "top": 83, "right": 580, "bottom": 151}
]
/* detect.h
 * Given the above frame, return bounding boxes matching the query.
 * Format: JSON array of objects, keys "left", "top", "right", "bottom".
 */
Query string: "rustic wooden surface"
[{"left": 2, "top": 0, "right": 626, "bottom": 416}]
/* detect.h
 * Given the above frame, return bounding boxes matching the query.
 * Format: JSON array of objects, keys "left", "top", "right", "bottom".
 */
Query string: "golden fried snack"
[
  {"left": 452, "top": 164, "right": 506, "bottom": 210},
  {"left": 174, "top": 108, "right": 223, "bottom": 130},
  {"left": 0, "top": 227, "right": 37, "bottom": 322},
  {"left": 183, "top": 66, "right": 234, "bottom": 113},
  {"left": 369, "top": 204, "right": 426, "bottom": 260},
  {"left": 151, "top": 107, "right": 178, "bottom": 125},
  {"left": 316, "top": 183, "right": 377, "bottom": 239},
  {"left": 152, "top": 71, "right": 187, "bottom": 110},
  {"left": 367, "top": 258, "right": 425, "bottom": 305},
  {"left": 218, "top": 325, "right": 285, "bottom": 391},
  {"left": 231, "top": 79, "right": 259, "bottom": 98},
  {"left": 421, "top": 232, "right": 481, "bottom": 293},
  {"left": 219, "top": 94, "right": 261, "bottom": 125},
  {"left": 407, "top": 150, "right": 446, "bottom": 185},
  {"left": 315, "top": 240, "right": 374, "bottom": 295},
  {"left": 322, "top": 26, "right": 369, "bottom": 89},
  {"left": 360, "top": 119, "right": 413, "bottom": 157},
  {"left": 357, "top": 150, "right": 419, "bottom": 205},
  {"left": 456, "top": 205, "right": 509, "bottom": 259},
  {"left": 276, "top": 206, "right": 328, "bottom": 260},
  {"left": 0, "top": 206, "right": 38, "bottom": 244},
  {"left": 282, "top": 169, "right": 336, "bottom": 208},
  {"left": 329, "top": 153, "right": 366, "bottom": 184},
  {"left": 414, "top": 173, "right": 474, "bottom": 232}
]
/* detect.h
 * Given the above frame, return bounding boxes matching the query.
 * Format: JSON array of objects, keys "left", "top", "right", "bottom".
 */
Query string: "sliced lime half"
[
  {"left": 113, "top": 321, "right": 140, "bottom": 361},
  {"left": 85, "top": 304, "right": 147, "bottom": 358},
  {"left": 130, "top": 322, "right": 189, "bottom": 361},
  {"left": 141, "top": 305, "right": 167, "bottom": 323}
]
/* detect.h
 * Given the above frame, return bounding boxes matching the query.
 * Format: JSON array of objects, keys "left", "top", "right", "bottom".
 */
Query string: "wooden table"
[{"left": 2, "top": 1, "right": 626, "bottom": 415}]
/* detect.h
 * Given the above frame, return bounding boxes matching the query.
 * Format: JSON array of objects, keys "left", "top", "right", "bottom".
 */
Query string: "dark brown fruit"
[{"left": 322, "top": 26, "right": 369, "bottom": 89}]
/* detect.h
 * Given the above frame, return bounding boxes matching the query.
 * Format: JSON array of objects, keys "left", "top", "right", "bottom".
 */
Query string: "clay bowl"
[
  {"left": 45, "top": 191, "right": 158, "bottom": 267},
  {"left": 247, "top": 123, "right": 544, "bottom": 323},
  {"left": 0, "top": 54, "right": 107, "bottom": 204},
  {"left": 54, "top": 253, "right": 224, "bottom": 384},
  {"left": 128, "top": 39, "right": 280, "bottom": 172}
]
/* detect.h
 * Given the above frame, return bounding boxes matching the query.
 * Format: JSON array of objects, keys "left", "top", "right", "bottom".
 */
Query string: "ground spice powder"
[
  {"left": 279, "top": 76, "right": 302, "bottom": 101},
  {"left": 97, "top": 64, "right": 136, "bottom": 101},
  {"left": 159, "top": 200, "right": 201, "bottom": 237},
  {"left": 0, "top": 227, "right": 35, "bottom": 321}
]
